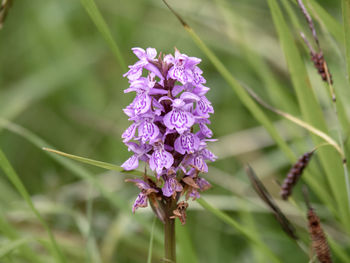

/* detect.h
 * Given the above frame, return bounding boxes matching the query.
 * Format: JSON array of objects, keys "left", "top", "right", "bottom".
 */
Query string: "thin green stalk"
[
  {"left": 147, "top": 217, "right": 157, "bottom": 263},
  {"left": 164, "top": 199, "right": 176, "bottom": 263},
  {"left": 80, "top": 0, "right": 127, "bottom": 71},
  {"left": 164, "top": 217, "right": 176, "bottom": 263}
]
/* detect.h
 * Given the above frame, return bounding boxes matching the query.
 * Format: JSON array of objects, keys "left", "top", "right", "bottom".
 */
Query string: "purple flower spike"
[{"left": 122, "top": 47, "right": 217, "bottom": 216}]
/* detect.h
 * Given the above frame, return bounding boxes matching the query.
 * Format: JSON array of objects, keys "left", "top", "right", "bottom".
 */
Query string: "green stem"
[{"left": 164, "top": 199, "right": 176, "bottom": 263}]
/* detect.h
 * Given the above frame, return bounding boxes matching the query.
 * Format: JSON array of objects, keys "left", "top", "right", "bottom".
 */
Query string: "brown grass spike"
[
  {"left": 297, "top": 0, "right": 333, "bottom": 85},
  {"left": 303, "top": 187, "right": 333, "bottom": 263},
  {"left": 280, "top": 150, "right": 314, "bottom": 200}
]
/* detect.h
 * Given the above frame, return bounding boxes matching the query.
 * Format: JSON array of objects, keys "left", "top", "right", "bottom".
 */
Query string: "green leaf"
[
  {"left": 80, "top": 0, "right": 127, "bottom": 71},
  {"left": 42, "top": 148, "right": 142, "bottom": 176},
  {"left": 0, "top": 149, "right": 66, "bottom": 263}
]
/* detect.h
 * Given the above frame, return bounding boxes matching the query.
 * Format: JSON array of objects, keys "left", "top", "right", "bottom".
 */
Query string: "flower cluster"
[{"left": 122, "top": 47, "right": 216, "bottom": 222}]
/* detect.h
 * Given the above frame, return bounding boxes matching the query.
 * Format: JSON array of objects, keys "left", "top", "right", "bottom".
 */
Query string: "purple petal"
[
  {"left": 202, "top": 148, "right": 218, "bottom": 162},
  {"left": 195, "top": 96, "right": 214, "bottom": 117},
  {"left": 180, "top": 92, "right": 200, "bottom": 102},
  {"left": 197, "top": 123, "right": 213, "bottom": 138},
  {"left": 133, "top": 93, "right": 151, "bottom": 114},
  {"left": 146, "top": 48, "right": 157, "bottom": 59},
  {"left": 172, "top": 98, "right": 186, "bottom": 108},
  {"left": 172, "top": 85, "right": 185, "bottom": 97},
  {"left": 126, "top": 178, "right": 152, "bottom": 190},
  {"left": 164, "top": 54, "right": 174, "bottom": 64},
  {"left": 192, "top": 66, "right": 206, "bottom": 86},
  {"left": 174, "top": 132, "right": 200, "bottom": 154},
  {"left": 162, "top": 177, "right": 183, "bottom": 197},
  {"left": 123, "top": 60, "right": 147, "bottom": 81},
  {"left": 149, "top": 148, "right": 174, "bottom": 175},
  {"left": 132, "top": 47, "right": 146, "bottom": 60},
  {"left": 139, "top": 120, "right": 160, "bottom": 143},
  {"left": 121, "top": 154, "right": 139, "bottom": 170},
  {"left": 192, "top": 85, "right": 210, "bottom": 96},
  {"left": 193, "top": 154, "right": 208, "bottom": 172},
  {"left": 197, "top": 177, "right": 211, "bottom": 191},
  {"left": 189, "top": 188, "right": 200, "bottom": 200},
  {"left": 163, "top": 109, "right": 195, "bottom": 134},
  {"left": 132, "top": 192, "right": 148, "bottom": 213},
  {"left": 122, "top": 123, "right": 137, "bottom": 142}
]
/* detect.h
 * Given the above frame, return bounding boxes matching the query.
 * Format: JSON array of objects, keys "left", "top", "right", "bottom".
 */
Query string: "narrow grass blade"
[
  {"left": 80, "top": 0, "right": 127, "bottom": 71},
  {"left": 0, "top": 149, "right": 66, "bottom": 263},
  {"left": 197, "top": 198, "right": 281, "bottom": 263},
  {"left": 342, "top": 0, "right": 350, "bottom": 88},
  {"left": 42, "top": 148, "right": 142, "bottom": 176},
  {"left": 0, "top": 238, "right": 30, "bottom": 258},
  {"left": 147, "top": 217, "right": 156, "bottom": 263},
  {"left": 267, "top": 0, "right": 349, "bottom": 229},
  {"left": 244, "top": 86, "right": 343, "bottom": 157}
]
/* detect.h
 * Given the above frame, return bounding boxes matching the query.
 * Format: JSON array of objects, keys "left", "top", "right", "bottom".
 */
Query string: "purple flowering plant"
[
  {"left": 122, "top": 47, "right": 216, "bottom": 221},
  {"left": 121, "top": 47, "right": 216, "bottom": 262}
]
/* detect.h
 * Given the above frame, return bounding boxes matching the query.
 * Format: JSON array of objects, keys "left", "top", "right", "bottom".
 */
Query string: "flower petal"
[
  {"left": 121, "top": 154, "right": 139, "bottom": 170},
  {"left": 122, "top": 123, "right": 137, "bottom": 142},
  {"left": 132, "top": 192, "right": 148, "bottom": 213},
  {"left": 139, "top": 120, "right": 160, "bottom": 143},
  {"left": 149, "top": 148, "right": 174, "bottom": 175},
  {"left": 174, "top": 132, "right": 200, "bottom": 154},
  {"left": 163, "top": 109, "right": 194, "bottom": 134}
]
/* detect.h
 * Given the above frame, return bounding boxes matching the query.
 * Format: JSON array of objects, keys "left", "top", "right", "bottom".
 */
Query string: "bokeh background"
[{"left": 0, "top": 0, "right": 349, "bottom": 262}]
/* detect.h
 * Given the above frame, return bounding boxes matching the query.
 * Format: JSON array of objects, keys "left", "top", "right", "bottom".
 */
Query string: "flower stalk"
[{"left": 164, "top": 198, "right": 177, "bottom": 262}]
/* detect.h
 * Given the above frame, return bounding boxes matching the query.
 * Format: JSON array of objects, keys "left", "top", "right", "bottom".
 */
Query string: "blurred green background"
[{"left": 0, "top": 0, "right": 349, "bottom": 262}]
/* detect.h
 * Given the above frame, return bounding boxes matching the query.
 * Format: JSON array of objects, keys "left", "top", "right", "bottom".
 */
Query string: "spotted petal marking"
[
  {"left": 164, "top": 109, "right": 194, "bottom": 134},
  {"left": 174, "top": 132, "right": 200, "bottom": 154},
  {"left": 196, "top": 96, "right": 214, "bottom": 117},
  {"left": 139, "top": 120, "right": 159, "bottom": 143},
  {"left": 162, "top": 177, "right": 183, "bottom": 197},
  {"left": 149, "top": 148, "right": 174, "bottom": 175},
  {"left": 122, "top": 123, "right": 137, "bottom": 142},
  {"left": 134, "top": 93, "right": 151, "bottom": 115},
  {"left": 193, "top": 154, "right": 208, "bottom": 173},
  {"left": 121, "top": 154, "right": 139, "bottom": 170},
  {"left": 132, "top": 192, "right": 148, "bottom": 213}
]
